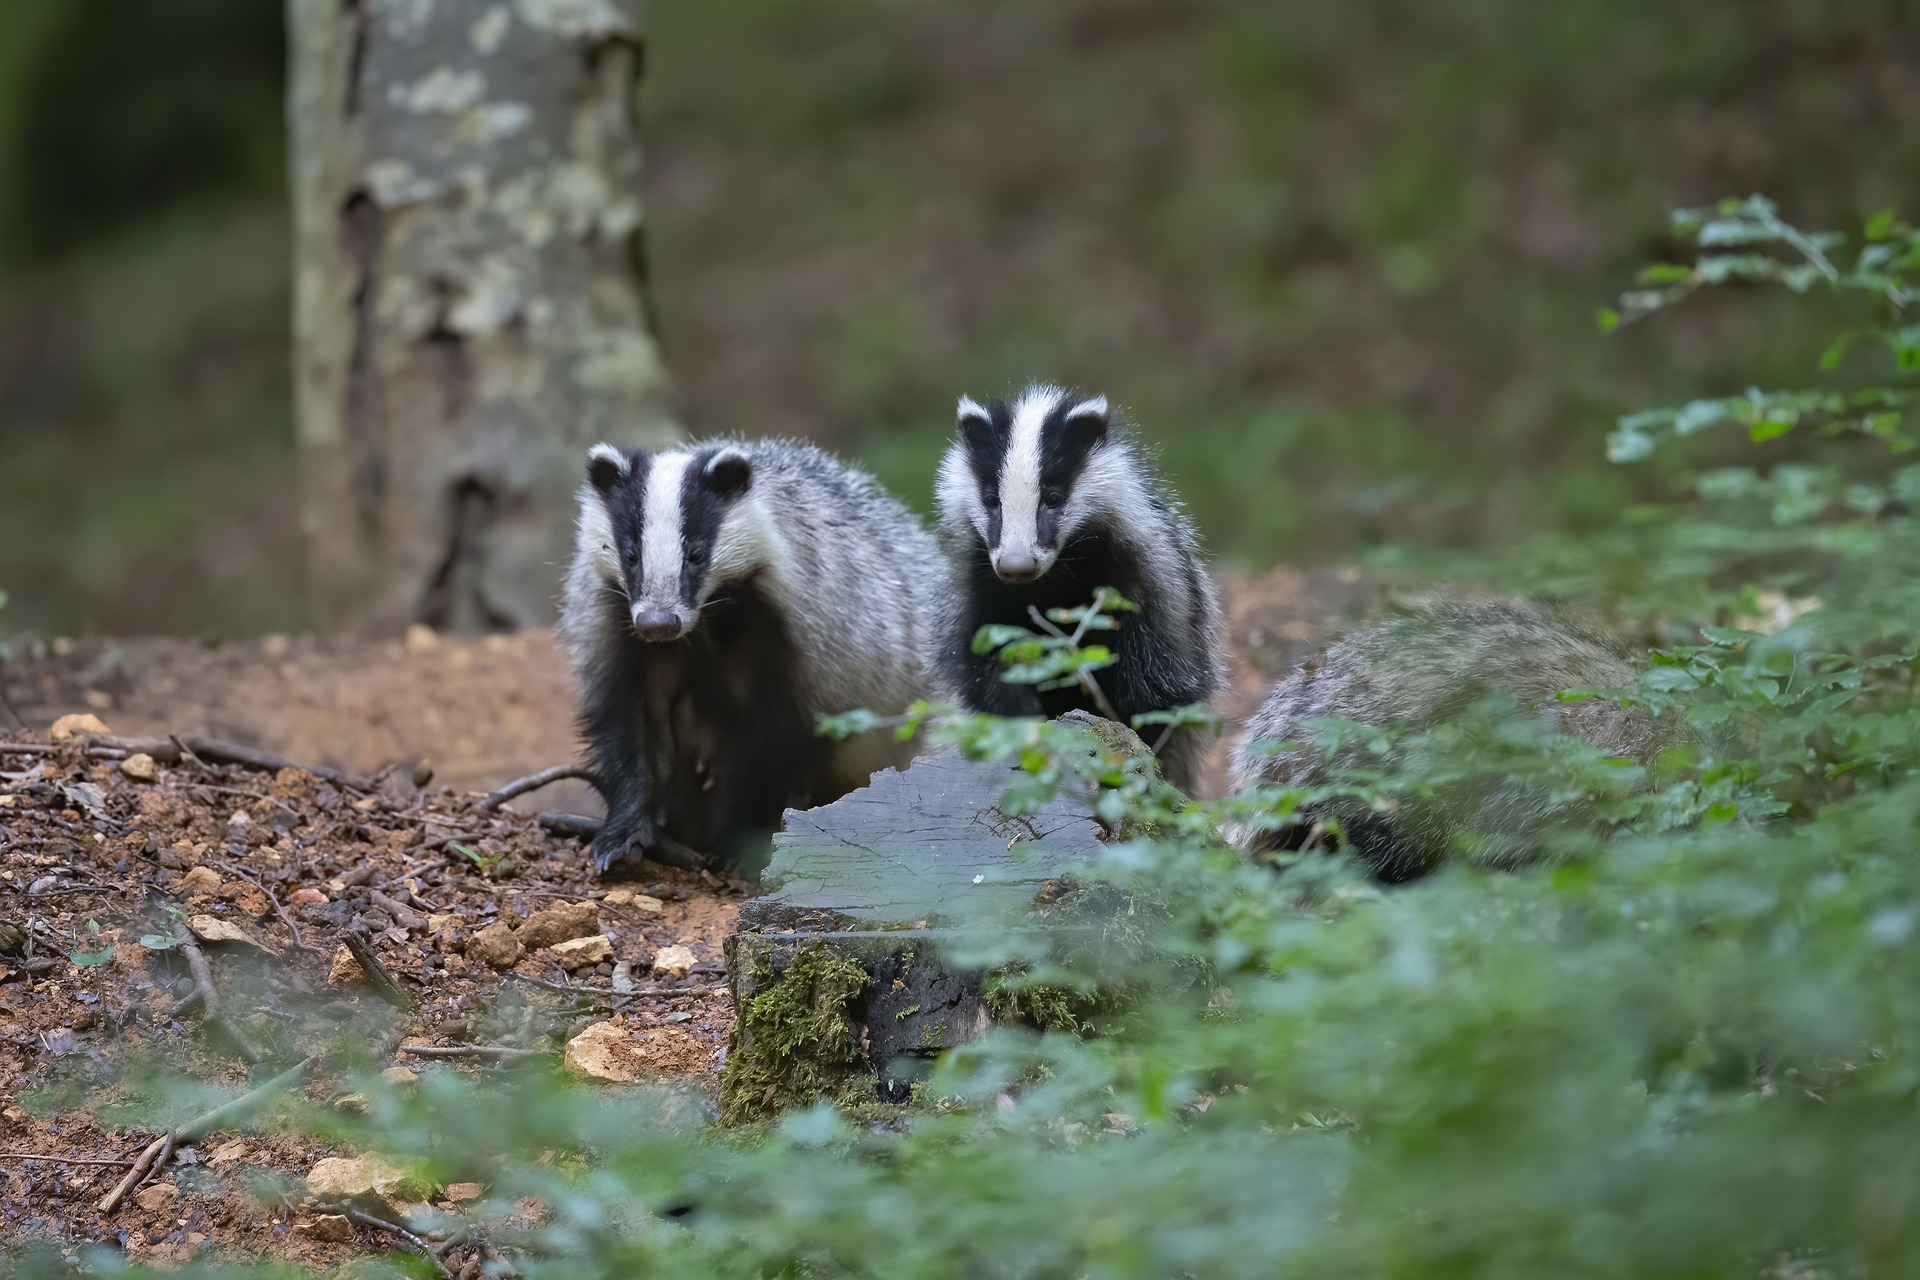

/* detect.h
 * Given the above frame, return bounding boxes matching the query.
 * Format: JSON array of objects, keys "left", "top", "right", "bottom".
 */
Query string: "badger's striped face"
[
  {"left": 581, "top": 442, "right": 755, "bottom": 642},
  {"left": 943, "top": 385, "right": 1110, "bottom": 584}
]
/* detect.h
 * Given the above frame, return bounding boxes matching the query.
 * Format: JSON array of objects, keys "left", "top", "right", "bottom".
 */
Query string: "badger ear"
[
  {"left": 588, "top": 444, "right": 630, "bottom": 492},
  {"left": 1062, "top": 396, "right": 1109, "bottom": 448},
  {"left": 957, "top": 395, "right": 994, "bottom": 452},
  {"left": 705, "top": 447, "right": 753, "bottom": 499}
]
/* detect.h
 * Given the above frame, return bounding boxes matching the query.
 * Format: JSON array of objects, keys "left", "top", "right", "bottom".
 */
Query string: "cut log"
[{"left": 723, "top": 713, "right": 1153, "bottom": 1123}]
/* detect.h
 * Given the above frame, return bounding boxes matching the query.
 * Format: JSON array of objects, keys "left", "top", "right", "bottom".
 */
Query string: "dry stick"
[
  {"left": 478, "top": 764, "right": 594, "bottom": 812},
  {"left": 208, "top": 859, "right": 319, "bottom": 956},
  {"left": 314, "top": 1203, "right": 454, "bottom": 1279},
  {"left": 0, "top": 731, "right": 368, "bottom": 791},
  {"left": 169, "top": 922, "right": 221, "bottom": 1018},
  {"left": 395, "top": 1043, "right": 548, "bottom": 1061},
  {"left": 98, "top": 1056, "right": 312, "bottom": 1213},
  {"left": 0, "top": 1152, "right": 136, "bottom": 1166},
  {"left": 342, "top": 932, "right": 414, "bottom": 1011}
]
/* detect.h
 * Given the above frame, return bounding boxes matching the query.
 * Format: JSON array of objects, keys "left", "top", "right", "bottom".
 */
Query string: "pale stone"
[
  {"left": 651, "top": 944, "right": 696, "bottom": 978},
  {"left": 326, "top": 946, "right": 367, "bottom": 986},
  {"left": 548, "top": 934, "right": 612, "bottom": 970},
  {"left": 179, "top": 867, "right": 222, "bottom": 894},
  {"left": 466, "top": 920, "right": 522, "bottom": 968},
  {"left": 49, "top": 713, "right": 110, "bottom": 741},
  {"left": 305, "top": 1152, "right": 436, "bottom": 1200},
  {"left": 120, "top": 753, "right": 158, "bottom": 782},
  {"left": 515, "top": 900, "right": 598, "bottom": 949},
  {"left": 302, "top": 1213, "right": 354, "bottom": 1242},
  {"left": 133, "top": 1182, "right": 180, "bottom": 1213}
]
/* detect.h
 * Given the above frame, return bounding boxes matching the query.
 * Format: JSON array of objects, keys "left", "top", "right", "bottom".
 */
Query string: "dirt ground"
[{"left": 0, "top": 567, "right": 1369, "bottom": 1271}]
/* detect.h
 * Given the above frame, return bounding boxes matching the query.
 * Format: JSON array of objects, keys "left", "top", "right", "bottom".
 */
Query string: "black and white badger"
[
  {"left": 934, "top": 384, "right": 1226, "bottom": 793},
  {"left": 559, "top": 439, "right": 943, "bottom": 872}
]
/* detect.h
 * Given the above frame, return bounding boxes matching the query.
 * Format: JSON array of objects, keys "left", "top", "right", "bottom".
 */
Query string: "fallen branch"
[
  {"left": 169, "top": 922, "right": 221, "bottom": 1018},
  {"left": 342, "top": 932, "right": 413, "bottom": 1011},
  {"left": 98, "top": 1055, "right": 314, "bottom": 1214},
  {"left": 395, "top": 1043, "right": 548, "bottom": 1061},
  {"left": 0, "top": 1152, "right": 136, "bottom": 1166},
  {"left": 479, "top": 764, "right": 593, "bottom": 812},
  {"left": 208, "top": 859, "right": 320, "bottom": 956},
  {"left": 0, "top": 731, "right": 367, "bottom": 791},
  {"left": 312, "top": 1202, "right": 454, "bottom": 1278}
]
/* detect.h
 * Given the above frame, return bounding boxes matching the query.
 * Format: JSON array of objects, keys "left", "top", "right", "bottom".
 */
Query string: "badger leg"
[{"left": 580, "top": 651, "right": 661, "bottom": 874}]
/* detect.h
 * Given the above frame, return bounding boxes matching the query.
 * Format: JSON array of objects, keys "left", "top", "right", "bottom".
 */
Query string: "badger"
[
  {"left": 559, "top": 438, "right": 943, "bottom": 873},
  {"left": 935, "top": 384, "right": 1226, "bottom": 793},
  {"left": 1226, "top": 599, "right": 1693, "bottom": 880}
]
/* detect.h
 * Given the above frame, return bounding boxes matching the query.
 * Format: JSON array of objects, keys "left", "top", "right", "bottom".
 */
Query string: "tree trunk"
[{"left": 287, "top": 0, "right": 677, "bottom": 634}]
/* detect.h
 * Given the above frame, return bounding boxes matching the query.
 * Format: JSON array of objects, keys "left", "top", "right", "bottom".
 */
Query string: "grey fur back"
[{"left": 1227, "top": 599, "right": 1682, "bottom": 877}]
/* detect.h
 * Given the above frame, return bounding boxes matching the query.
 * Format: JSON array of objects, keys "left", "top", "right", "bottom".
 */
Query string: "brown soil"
[{"left": 0, "top": 567, "right": 1368, "bottom": 1270}]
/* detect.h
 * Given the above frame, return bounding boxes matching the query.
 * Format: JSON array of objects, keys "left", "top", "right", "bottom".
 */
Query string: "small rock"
[
  {"left": 133, "top": 1182, "right": 180, "bottom": 1213},
  {"left": 443, "top": 1181, "right": 484, "bottom": 1203},
  {"left": 179, "top": 867, "right": 222, "bottom": 895},
  {"left": 466, "top": 920, "right": 523, "bottom": 969},
  {"left": 564, "top": 1018, "right": 705, "bottom": 1082},
  {"left": 120, "top": 753, "right": 158, "bottom": 782},
  {"left": 306, "top": 1152, "right": 435, "bottom": 1200},
  {"left": 208, "top": 1139, "right": 251, "bottom": 1165},
  {"left": 302, "top": 1214, "right": 355, "bottom": 1243},
  {"left": 549, "top": 934, "right": 613, "bottom": 970},
  {"left": 262, "top": 634, "right": 291, "bottom": 658},
  {"left": 49, "top": 713, "right": 111, "bottom": 741},
  {"left": 326, "top": 946, "right": 367, "bottom": 986},
  {"left": 515, "top": 900, "right": 599, "bottom": 950},
  {"left": 603, "top": 889, "right": 664, "bottom": 913},
  {"left": 381, "top": 1066, "right": 419, "bottom": 1087},
  {"left": 289, "top": 887, "right": 328, "bottom": 906},
  {"left": 651, "top": 944, "right": 697, "bottom": 978},
  {"left": 404, "top": 623, "right": 439, "bottom": 654},
  {"left": 85, "top": 689, "right": 113, "bottom": 711}
]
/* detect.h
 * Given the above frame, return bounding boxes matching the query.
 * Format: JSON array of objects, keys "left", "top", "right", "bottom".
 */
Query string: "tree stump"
[
  {"left": 722, "top": 714, "right": 1154, "bottom": 1123},
  {"left": 287, "top": 0, "right": 677, "bottom": 633}
]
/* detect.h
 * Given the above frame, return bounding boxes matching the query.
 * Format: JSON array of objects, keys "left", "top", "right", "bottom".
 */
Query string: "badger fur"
[
  {"left": 1227, "top": 599, "right": 1688, "bottom": 879},
  {"left": 559, "top": 438, "right": 943, "bottom": 873},
  {"left": 935, "top": 384, "right": 1226, "bottom": 793}
]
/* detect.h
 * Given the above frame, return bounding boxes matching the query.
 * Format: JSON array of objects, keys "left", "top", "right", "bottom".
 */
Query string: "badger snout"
[
  {"left": 631, "top": 603, "right": 690, "bottom": 642},
  {"left": 992, "top": 547, "right": 1050, "bottom": 584}
]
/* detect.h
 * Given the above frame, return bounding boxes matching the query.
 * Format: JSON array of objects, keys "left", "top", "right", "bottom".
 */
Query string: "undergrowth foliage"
[{"left": 20, "top": 200, "right": 1920, "bottom": 1277}]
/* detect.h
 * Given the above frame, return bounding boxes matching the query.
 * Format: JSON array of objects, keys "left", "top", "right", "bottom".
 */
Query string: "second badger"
[
  {"left": 559, "top": 439, "right": 943, "bottom": 872},
  {"left": 936, "top": 384, "right": 1226, "bottom": 793}
]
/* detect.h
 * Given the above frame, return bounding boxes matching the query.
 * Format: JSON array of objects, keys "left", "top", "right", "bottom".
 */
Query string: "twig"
[
  {"left": 313, "top": 1202, "right": 454, "bottom": 1278},
  {"left": 342, "top": 933, "right": 413, "bottom": 1011},
  {"left": 170, "top": 923, "right": 221, "bottom": 1018},
  {"left": 536, "top": 812, "right": 601, "bottom": 840},
  {"left": 208, "top": 859, "right": 319, "bottom": 956},
  {"left": 98, "top": 1056, "right": 310, "bottom": 1211},
  {"left": 0, "top": 1152, "right": 136, "bottom": 1166},
  {"left": 479, "top": 764, "right": 593, "bottom": 812},
  {"left": 0, "top": 731, "right": 368, "bottom": 791},
  {"left": 369, "top": 888, "right": 425, "bottom": 930},
  {"left": 395, "top": 1043, "right": 548, "bottom": 1061}
]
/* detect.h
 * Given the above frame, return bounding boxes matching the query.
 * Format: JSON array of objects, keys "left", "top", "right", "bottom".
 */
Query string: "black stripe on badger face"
[
  {"left": 958, "top": 387, "right": 1108, "bottom": 584},
  {"left": 591, "top": 445, "right": 753, "bottom": 642}
]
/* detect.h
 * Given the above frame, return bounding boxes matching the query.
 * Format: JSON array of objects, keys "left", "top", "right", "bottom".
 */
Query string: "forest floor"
[{"left": 0, "top": 567, "right": 1375, "bottom": 1271}]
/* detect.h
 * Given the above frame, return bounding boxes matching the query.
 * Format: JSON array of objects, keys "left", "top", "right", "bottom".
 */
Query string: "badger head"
[
  {"left": 579, "top": 442, "right": 757, "bottom": 642},
  {"left": 937, "top": 385, "right": 1111, "bottom": 584}
]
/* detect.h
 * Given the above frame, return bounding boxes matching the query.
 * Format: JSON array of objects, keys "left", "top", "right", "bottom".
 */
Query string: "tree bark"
[{"left": 288, "top": 0, "right": 677, "bottom": 633}]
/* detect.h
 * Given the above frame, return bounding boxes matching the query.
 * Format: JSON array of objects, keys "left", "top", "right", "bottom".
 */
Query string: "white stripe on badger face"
[
  {"left": 637, "top": 451, "right": 693, "bottom": 621},
  {"left": 995, "top": 385, "right": 1065, "bottom": 577}
]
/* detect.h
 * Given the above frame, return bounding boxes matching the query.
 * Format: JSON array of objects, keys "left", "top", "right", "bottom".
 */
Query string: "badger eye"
[
  {"left": 982, "top": 490, "right": 1001, "bottom": 510},
  {"left": 1042, "top": 486, "right": 1066, "bottom": 507},
  {"left": 623, "top": 545, "right": 639, "bottom": 565}
]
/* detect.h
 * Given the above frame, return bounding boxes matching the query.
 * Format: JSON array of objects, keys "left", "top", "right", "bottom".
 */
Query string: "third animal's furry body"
[{"left": 1228, "top": 599, "right": 1686, "bottom": 878}]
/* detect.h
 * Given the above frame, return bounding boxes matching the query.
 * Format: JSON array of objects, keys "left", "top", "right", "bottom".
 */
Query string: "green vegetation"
[{"left": 16, "top": 200, "right": 1920, "bottom": 1276}]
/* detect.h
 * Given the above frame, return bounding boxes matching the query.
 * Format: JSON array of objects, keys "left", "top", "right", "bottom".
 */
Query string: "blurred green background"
[{"left": 0, "top": 0, "right": 1914, "bottom": 636}]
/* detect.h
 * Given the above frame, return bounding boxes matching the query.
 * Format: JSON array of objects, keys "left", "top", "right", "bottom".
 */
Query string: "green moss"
[
  {"left": 719, "top": 941, "right": 874, "bottom": 1125},
  {"left": 984, "top": 967, "right": 1100, "bottom": 1035}
]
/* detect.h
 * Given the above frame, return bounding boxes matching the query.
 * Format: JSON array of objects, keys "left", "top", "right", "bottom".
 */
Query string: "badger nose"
[
  {"left": 994, "top": 549, "right": 1041, "bottom": 583},
  {"left": 631, "top": 606, "right": 684, "bottom": 642}
]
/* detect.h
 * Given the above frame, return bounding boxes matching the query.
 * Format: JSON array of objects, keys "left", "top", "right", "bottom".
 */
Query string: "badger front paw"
[{"left": 591, "top": 810, "right": 656, "bottom": 874}]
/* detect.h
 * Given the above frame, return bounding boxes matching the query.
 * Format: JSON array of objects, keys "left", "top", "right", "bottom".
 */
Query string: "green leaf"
[
  {"left": 1748, "top": 418, "right": 1794, "bottom": 443},
  {"left": 1595, "top": 308, "right": 1620, "bottom": 333},
  {"left": 1636, "top": 262, "right": 1695, "bottom": 286},
  {"left": 139, "top": 934, "right": 180, "bottom": 951},
  {"left": 70, "top": 947, "right": 114, "bottom": 967},
  {"left": 1866, "top": 207, "right": 1896, "bottom": 241}
]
